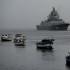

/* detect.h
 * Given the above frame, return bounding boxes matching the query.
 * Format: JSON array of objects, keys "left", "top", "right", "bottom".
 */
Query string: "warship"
[{"left": 36, "top": 7, "right": 70, "bottom": 30}]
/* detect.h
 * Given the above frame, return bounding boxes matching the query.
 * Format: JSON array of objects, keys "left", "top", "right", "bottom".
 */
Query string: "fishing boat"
[
  {"left": 36, "top": 39, "right": 54, "bottom": 50},
  {"left": 66, "top": 52, "right": 70, "bottom": 66},
  {"left": 14, "top": 34, "right": 25, "bottom": 46}
]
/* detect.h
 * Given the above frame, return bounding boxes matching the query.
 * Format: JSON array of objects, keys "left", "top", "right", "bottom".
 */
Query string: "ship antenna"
[{"left": 52, "top": 7, "right": 56, "bottom": 11}]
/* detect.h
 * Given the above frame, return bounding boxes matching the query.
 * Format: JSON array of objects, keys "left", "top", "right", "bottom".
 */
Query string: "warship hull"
[{"left": 37, "top": 24, "right": 69, "bottom": 30}]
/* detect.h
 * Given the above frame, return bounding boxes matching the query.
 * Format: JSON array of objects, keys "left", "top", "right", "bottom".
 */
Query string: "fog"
[{"left": 1, "top": 0, "right": 70, "bottom": 30}]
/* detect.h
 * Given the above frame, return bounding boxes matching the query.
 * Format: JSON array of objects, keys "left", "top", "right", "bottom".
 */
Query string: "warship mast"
[{"left": 47, "top": 7, "right": 59, "bottom": 22}]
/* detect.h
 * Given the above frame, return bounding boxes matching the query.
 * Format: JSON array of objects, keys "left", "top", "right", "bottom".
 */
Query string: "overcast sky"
[{"left": 1, "top": 0, "right": 70, "bottom": 30}]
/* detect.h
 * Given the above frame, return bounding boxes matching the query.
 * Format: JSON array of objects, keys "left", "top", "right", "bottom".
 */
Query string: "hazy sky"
[{"left": 1, "top": 0, "right": 70, "bottom": 30}]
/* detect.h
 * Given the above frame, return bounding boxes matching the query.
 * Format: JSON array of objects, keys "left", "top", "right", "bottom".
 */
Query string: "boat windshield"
[{"left": 15, "top": 34, "right": 22, "bottom": 37}]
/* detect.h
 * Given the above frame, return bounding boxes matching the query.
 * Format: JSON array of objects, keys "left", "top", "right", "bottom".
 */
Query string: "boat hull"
[
  {"left": 1, "top": 38, "right": 12, "bottom": 42},
  {"left": 15, "top": 43, "right": 25, "bottom": 46},
  {"left": 66, "top": 56, "right": 70, "bottom": 67},
  {"left": 36, "top": 44, "right": 53, "bottom": 50},
  {"left": 37, "top": 45, "right": 53, "bottom": 50},
  {"left": 37, "top": 24, "right": 69, "bottom": 30}
]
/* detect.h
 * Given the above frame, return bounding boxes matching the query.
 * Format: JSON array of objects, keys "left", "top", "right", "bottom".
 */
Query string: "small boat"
[
  {"left": 14, "top": 34, "right": 25, "bottom": 46},
  {"left": 1, "top": 34, "right": 12, "bottom": 42},
  {"left": 66, "top": 52, "right": 70, "bottom": 66},
  {"left": 36, "top": 39, "right": 54, "bottom": 50}
]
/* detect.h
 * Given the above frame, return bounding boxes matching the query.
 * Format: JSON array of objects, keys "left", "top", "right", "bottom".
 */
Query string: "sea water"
[{"left": 0, "top": 29, "right": 70, "bottom": 70}]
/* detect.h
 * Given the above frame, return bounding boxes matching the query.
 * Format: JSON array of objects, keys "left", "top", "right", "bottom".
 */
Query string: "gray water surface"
[{"left": 0, "top": 30, "right": 70, "bottom": 70}]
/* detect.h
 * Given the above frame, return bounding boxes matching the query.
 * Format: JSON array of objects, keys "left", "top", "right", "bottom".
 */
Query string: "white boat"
[{"left": 1, "top": 34, "right": 12, "bottom": 41}]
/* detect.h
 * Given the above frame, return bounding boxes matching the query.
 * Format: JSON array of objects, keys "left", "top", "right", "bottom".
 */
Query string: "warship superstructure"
[{"left": 36, "top": 7, "right": 70, "bottom": 30}]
